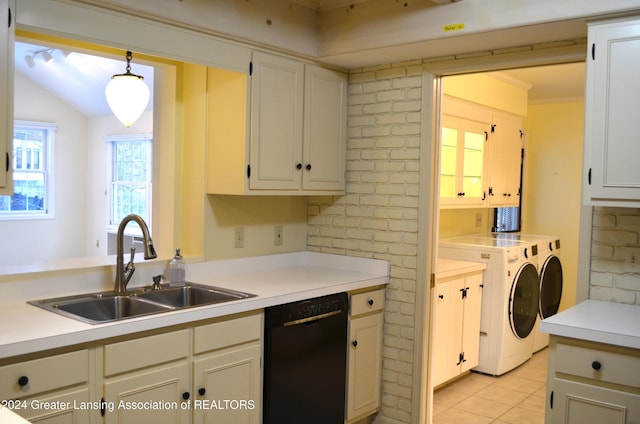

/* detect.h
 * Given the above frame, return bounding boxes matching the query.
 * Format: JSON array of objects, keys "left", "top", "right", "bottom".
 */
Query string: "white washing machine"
[
  {"left": 438, "top": 236, "right": 540, "bottom": 376},
  {"left": 488, "top": 233, "right": 563, "bottom": 352}
]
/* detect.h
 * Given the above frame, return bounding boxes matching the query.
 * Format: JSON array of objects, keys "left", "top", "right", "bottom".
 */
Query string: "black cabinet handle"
[
  {"left": 438, "top": 294, "right": 444, "bottom": 299},
  {"left": 198, "top": 387, "right": 206, "bottom": 396},
  {"left": 182, "top": 392, "right": 190, "bottom": 400},
  {"left": 592, "top": 361, "right": 602, "bottom": 371},
  {"left": 352, "top": 340, "right": 358, "bottom": 347},
  {"left": 305, "top": 164, "right": 312, "bottom": 171},
  {"left": 296, "top": 163, "right": 302, "bottom": 170},
  {"left": 101, "top": 397, "right": 106, "bottom": 416},
  {"left": 367, "top": 299, "right": 374, "bottom": 306},
  {"left": 18, "top": 376, "right": 29, "bottom": 387}
]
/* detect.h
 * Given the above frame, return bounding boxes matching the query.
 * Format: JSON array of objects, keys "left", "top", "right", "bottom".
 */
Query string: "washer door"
[
  {"left": 539, "top": 255, "right": 563, "bottom": 319},
  {"left": 508, "top": 262, "right": 540, "bottom": 339}
]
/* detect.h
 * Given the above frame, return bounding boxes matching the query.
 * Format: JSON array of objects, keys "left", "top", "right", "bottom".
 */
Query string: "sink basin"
[
  {"left": 29, "top": 293, "right": 174, "bottom": 324},
  {"left": 28, "top": 282, "right": 256, "bottom": 324},
  {"left": 133, "top": 283, "right": 255, "bottom": 308}
]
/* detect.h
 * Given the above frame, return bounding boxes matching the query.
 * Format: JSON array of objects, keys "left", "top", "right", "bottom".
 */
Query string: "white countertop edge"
[
  {"left": 540, "top": 299, "right": 640, "bottom": 350},
  {"left": 0, "top": 407, "right": 31, "bottom": 424},
  {"left": 0, "top": 252, "right": 389, "bottom": 359},
  {"left": 436, "top": 258, "right": 487, "bottom": 280}
]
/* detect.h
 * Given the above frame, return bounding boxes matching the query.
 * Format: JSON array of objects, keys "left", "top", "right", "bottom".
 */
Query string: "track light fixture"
[
  {"left": 105, "top": 51, "right": 150, "bottom": 128},
  {"left": 23, "top": 48, "right": 57, "bottom": 68}
]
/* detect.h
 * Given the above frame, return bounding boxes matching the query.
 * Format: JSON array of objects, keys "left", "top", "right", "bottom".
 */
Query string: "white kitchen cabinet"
[
  {"left": 0, "top": 348, "right": 92, "bottom": 423},
  {"left": 583, "top": 17, "right": 640, "bottom": 206},
  {"left": 0, "top": 0, "right": 14, "bottom": 193},
  {"left": 192, "top": 312, "right": 261, "bottom": 424},
  {"left": 486, "top": 111, "right": 523, "bottom": 207},
  {"left": 207, "top": 52, "right": 346, "bottom": 195},
  {"left": 545, "top": 336, "right": 640, "bottom": 424},
  {"left": 432, "top": 259, "right": 485, "bottom": 387},
  {"left": 346, "top": 288, "right": 385, "bottom": 423},
  {"left": 102, "top": 330, "right": 191, "bottom": 424},
  {"left": 440, "top": 96, "right": 522, "bottom": 209}
]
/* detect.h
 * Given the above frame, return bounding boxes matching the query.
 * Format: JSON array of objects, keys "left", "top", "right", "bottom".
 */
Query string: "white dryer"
[
  {"left": 439, "top": 236, "right": 540, "bottom": 376},
  {"left": 489, "top": 233, "right": 563, "bottom": 352}
]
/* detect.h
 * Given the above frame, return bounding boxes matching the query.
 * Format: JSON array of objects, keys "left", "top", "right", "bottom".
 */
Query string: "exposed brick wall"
[
  {"left": 307, "top": 61, "right": 423, "bottom": 424},
  {"left": 590, "top": 207, "right": 640, "bottom": 304}
]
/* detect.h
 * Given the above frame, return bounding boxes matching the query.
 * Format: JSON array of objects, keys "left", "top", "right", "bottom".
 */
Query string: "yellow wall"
[
  {"left": 438, "top": 208, "right": 493, "bottom": 238},
  {"left": 443, "top": 73, "right": 529, "bottom": 117},
  {"left": 522, "top": 101, "right": 584, "bottom": 312}
]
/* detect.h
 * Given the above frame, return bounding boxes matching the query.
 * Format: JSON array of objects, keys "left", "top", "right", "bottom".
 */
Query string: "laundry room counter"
[
  {"left": 540, "top": 300, "right": 640, "bottom": 349},
  {"left": 436, "top": 258, "right": 487, "bottom": 280}
]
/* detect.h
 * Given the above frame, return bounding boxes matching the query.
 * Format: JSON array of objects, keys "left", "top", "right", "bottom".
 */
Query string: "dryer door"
[
  {"left": 508, "top": 262, "right": 540, "bottom": 339},
  {"left": 539, "top": 255, "right": 563, "bottom": 319}
]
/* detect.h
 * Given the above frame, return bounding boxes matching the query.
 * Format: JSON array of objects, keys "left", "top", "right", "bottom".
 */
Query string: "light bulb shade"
[{"left": 105, "top": 74, "right": 150, "bottom": 127}]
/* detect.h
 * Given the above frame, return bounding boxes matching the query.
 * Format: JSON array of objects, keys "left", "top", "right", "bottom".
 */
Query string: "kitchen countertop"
[
  {"left": 0, "top": 407, "right": 31, "bottom": 423},
  {"left": 436, "top": 258, "right": 486, "bottom": 280},
  {"left": 540, "top": 299, "right": 640, "bottom": 350},
  {"left": 0, "top": 252, "right": 389, "bottom": 360}
]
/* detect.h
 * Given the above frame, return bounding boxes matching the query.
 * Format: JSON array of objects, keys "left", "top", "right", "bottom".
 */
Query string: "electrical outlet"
[
  {"left": 234, "top": 227, "right": 244, "bottom": 248},
  {"left": 274, "top": 225, "right": 283, "bottom": 246}
]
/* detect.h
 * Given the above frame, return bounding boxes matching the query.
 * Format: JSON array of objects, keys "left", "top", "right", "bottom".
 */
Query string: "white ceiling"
[
  {"left": 15, "top": 41, "right": 154, "bottom": 118},
  {"left": 15, "top": 40, "right": 583, "bottom": 119}
]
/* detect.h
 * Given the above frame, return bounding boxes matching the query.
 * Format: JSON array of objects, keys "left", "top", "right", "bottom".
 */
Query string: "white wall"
[{"left": 0, "top": 73, "right": 88, "bottom": 265}]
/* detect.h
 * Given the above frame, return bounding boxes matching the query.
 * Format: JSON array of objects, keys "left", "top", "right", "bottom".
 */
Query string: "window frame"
[
  {"left": 105, "top": 133, "right": 153, "bottom": 233},
  {"left": 0, "top": 120, "right": 56, "bottom": 220}
]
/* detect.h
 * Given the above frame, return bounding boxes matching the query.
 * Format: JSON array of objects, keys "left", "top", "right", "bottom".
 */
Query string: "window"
[
  {"left": 106, "top": 134, "right": 152, "bottom": 229},
  {"left": 0, "top": 121, "right": 56, "bottom": 219}
]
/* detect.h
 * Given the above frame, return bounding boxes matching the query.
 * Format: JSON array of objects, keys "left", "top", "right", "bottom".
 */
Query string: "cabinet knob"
[
  {"left": 18, "top": 376, "right": 29, "bottom": 387},
  {"left": 352, "top": 340, "right": 358, "bottom": 348},
  {"left": 306, "top": 164, "right": 312, "bottom": 171},
  {"left": 367, "top": 299, "right": 374, "bottom": 306},
  {"left": 296, "top": 163, "right": 302, "bottom": 170},
  {"left": 182, "top": 392, "right": 190, "bottom": 400},
  {"left": 198, "top": 387, "right": 206, "bottom": 396},
  {"left": 438, "top": 294, "right": 444, "bottom": 299},
  {"left": 591, "top": 361, "right": 602, "bottom": 371}
]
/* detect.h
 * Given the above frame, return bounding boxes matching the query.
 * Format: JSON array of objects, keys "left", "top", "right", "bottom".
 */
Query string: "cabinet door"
[
  {"left": 460, "top": 273, "right": 482, "bottom": 373},
  {"left": 347, "top": 312, "right": 383, "bottom": 422},
  {"left": 0, "top": 0, "right": 14, "bottom": 192},
  {"left": 440, "top": 115, "right": 489, "bottom": 207},
  {"left": 302, "top": 64, "right": 346, "bottom": 192},
  {"left": 103, "top": 362, "right": 190, "bottom": 424},
  {"left": 16, "top": 389, "right": 91, "bottom": 424},
  {"left": 431, "top": 280, "right": 452, "bottom": 387},
  {"left": 586, "top": 19, "right": 640, "bottom": 203},
  {"left": 192, "top": 342, "right": 261, "bottom": 424},
  {"left": 487, "top": 112, "right": 522, "bottom": 207},
  {"left": 250, "top": 51, "right": 304, "bottom": 190},
  {"left": 550, "top": 378, "right": 640, "bottom": 424}
]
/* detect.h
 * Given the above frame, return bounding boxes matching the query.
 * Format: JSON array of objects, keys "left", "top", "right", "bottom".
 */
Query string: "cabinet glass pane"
[
  {"left": 440, "top": 127, "right": 457, "bottom": 197},
  {"left": 462, "top": 131, "right": 484, "bottom": 198}
]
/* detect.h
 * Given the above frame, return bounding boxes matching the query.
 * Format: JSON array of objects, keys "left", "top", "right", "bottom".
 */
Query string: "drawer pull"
[
  {"left": 352, "top": 340, "right": 358, "bottom": 348},
  {"left": 367, "top": 299, "right": 374, "bottom": 306},
  {"left": 18, "top": 376, "right": 29, "bottom": 387},
  {"left": 198, "top": 387, "right": 206, "bottom": 396},
  {"left": 182, "top": 392, "right": 190, "bottom": 400},
  {"left": 591, "top": 361, "right": 602, "bottom": 371}
]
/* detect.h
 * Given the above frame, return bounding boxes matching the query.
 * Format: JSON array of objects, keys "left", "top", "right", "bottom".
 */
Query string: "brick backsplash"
[
  {"left": 308, "top": 61, "right": 423, "bottom": 424},
  {"left": 590, "top": 207, "right": 640, "bottom": 304}
]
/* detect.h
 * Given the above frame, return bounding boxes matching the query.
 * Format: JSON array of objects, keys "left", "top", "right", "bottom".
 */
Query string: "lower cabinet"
[
  {"left": 546, "top": 336, "right": 640, "bottom": 424},
  {"left": 432, "top": 260, "right": 484, "bottom": 387},
  {"left": 0, "top": 311, "right": 262, "bottom": 424},
  {"left": 346, "top": 288, "right": 385, "bottom": 423}
]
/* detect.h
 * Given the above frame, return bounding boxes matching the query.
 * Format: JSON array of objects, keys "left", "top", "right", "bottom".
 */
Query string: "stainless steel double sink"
[{"left": 28, "top": 283, "right": 256, "bottom": 324}]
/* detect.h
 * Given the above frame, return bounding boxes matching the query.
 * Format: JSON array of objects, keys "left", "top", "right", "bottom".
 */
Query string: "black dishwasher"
[{"left": 263, "top": 292, "right": 348, "bottom": 424}]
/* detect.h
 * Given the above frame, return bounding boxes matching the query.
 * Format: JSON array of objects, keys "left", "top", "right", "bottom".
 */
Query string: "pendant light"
[{"left": 105, "top": 51, "right": 150, "bottom": 128}]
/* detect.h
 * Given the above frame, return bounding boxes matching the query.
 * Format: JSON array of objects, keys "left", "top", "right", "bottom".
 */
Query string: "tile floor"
[{"left": 432, "top": 348, "right": 548, "bottom": 424}]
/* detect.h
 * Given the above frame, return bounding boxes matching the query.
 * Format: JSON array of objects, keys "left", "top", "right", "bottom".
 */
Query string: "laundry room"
[{"left": 431, "top": 63, "right": 585, "bottom": 423}]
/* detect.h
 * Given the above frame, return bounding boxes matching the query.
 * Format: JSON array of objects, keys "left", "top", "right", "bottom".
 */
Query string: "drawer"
[
  {"left": 0, "top": 350, "right": 89, "bottom": 399},
  {"left": 104, "top": 329, "right": 189, "bottom": 376},
  {"left": 350, "top": 289, "right": 385, "bottom": 317},
  {"left": 555, "top": 343, "right": 640, "bottom": 388},
  {"left": 194, "top": 312, "right": 262, "bottom": 354}
]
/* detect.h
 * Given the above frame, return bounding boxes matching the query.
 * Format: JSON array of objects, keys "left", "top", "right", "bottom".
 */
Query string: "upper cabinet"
[
  {"left": 584, "top": 16, "right": 640, "bottom": 206},
  {"left": 207, "top": 51, "right": 347, "bottom": 195},
  {"left": 0, "top": 0, "right": 14, "bottom": 193},
  {"left": 440, "top": 96, "right": 523, "bottom": 209}
]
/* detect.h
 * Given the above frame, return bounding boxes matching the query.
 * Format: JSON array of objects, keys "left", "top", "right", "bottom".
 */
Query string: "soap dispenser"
[{"left": 168, "top": 249, "right": 185, "bottom": 283}]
